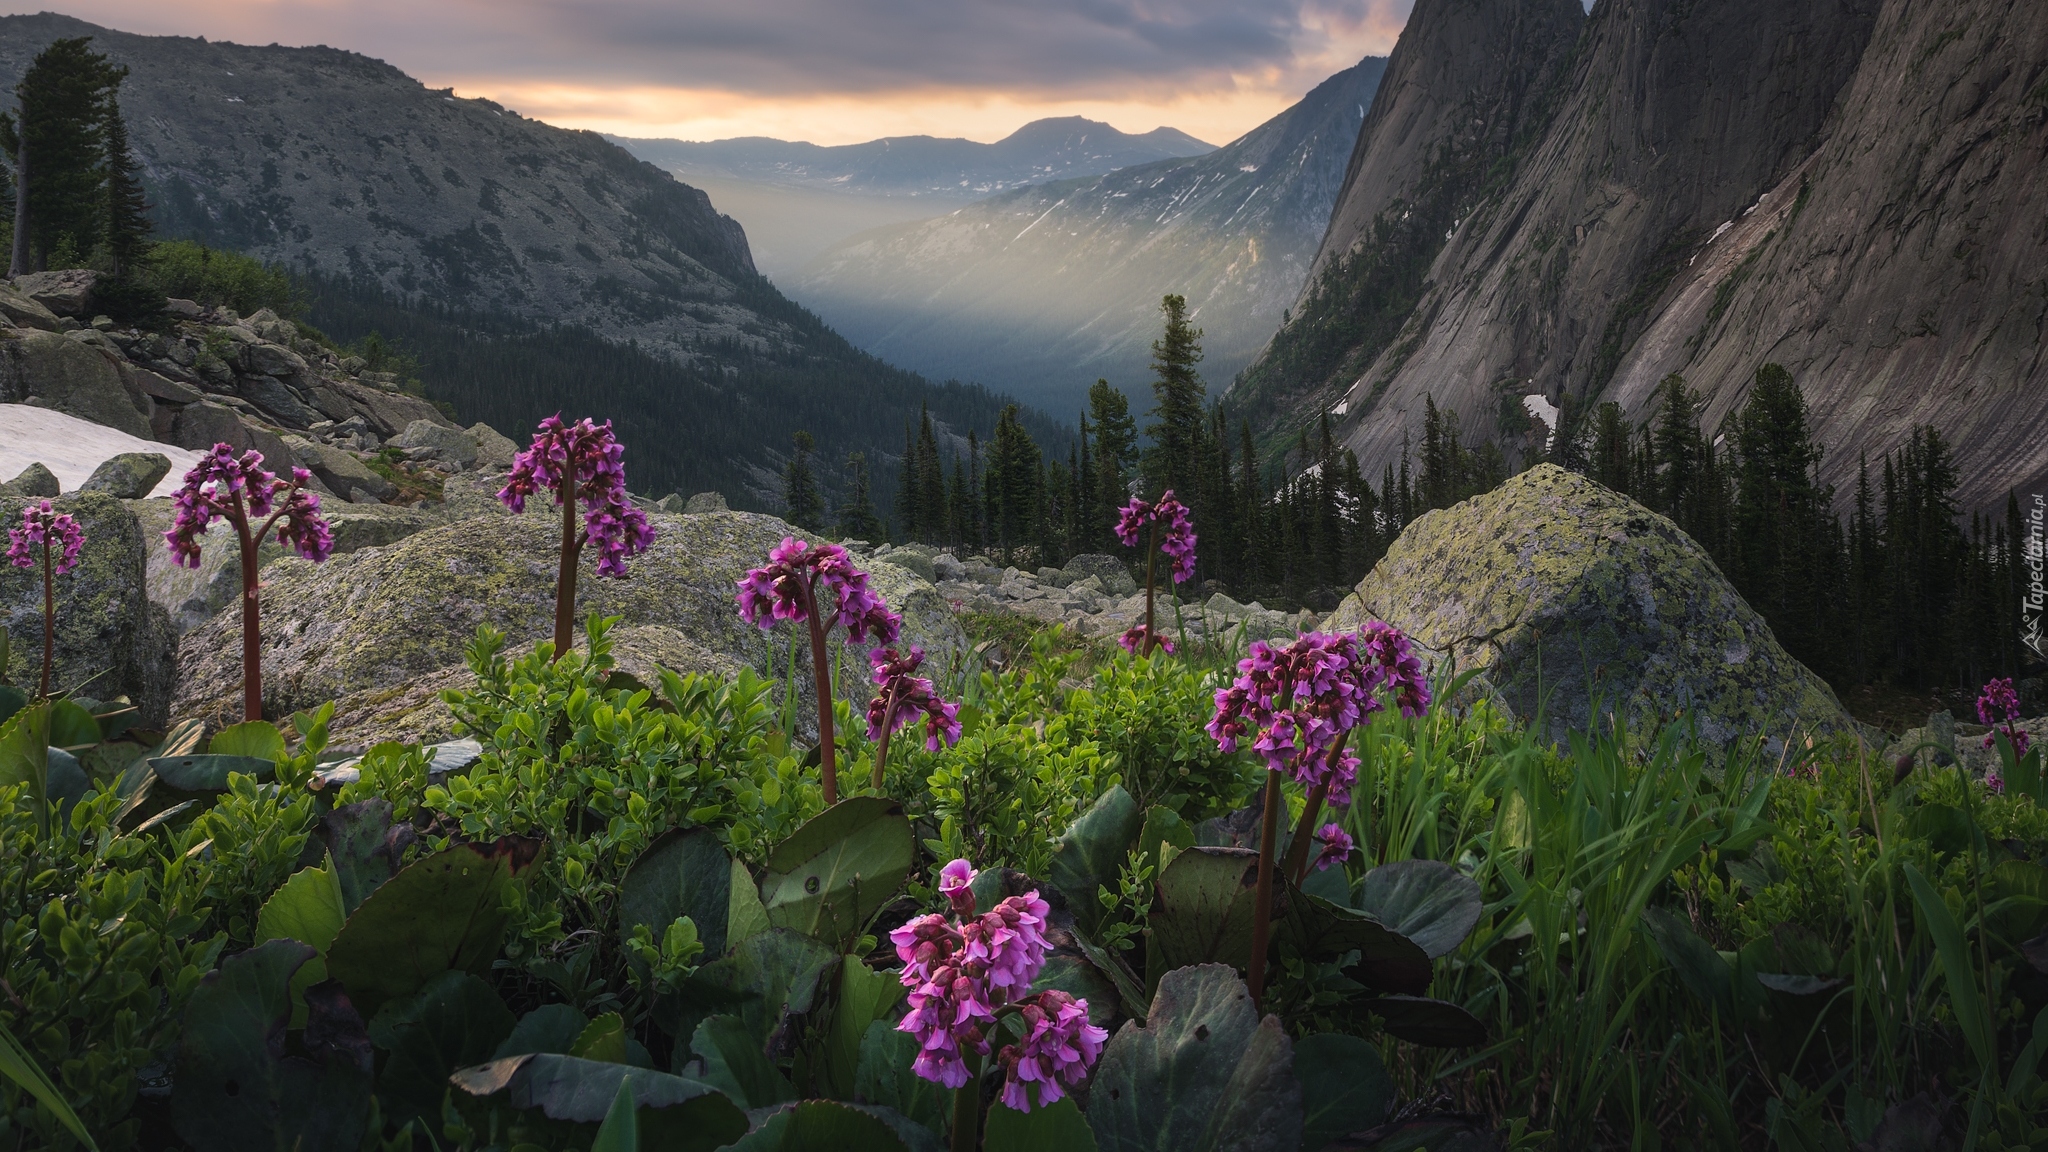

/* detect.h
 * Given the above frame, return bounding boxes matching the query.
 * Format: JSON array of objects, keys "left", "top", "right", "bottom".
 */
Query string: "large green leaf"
[
  {"left": 367, "top": 970, "right": 516, "bottom": 1128},
  {"left": 573, "top": 1013, "right": 632, "bottom": 1064},
  {"left": 690, "top": 1013, "right": 797, "bottom": 1108},
  {"left": 1362, "top": 996, "right": 1486, "bottom": 1049},
  {"left": 313, "top": 799, "right": 417, "bottom": 913},
  {"left": 47, "top": 698, "right": 99, "bottom": 750},
  {"left": 171, "top": 940, "right": 372, "bottom": 1152},
  {"left": 1283, "top": 890, "right": 1431, "bottom": 994},
  {"left": 449, "top": 1053, "right": 747, "bottom": 1151},
  {"left": 497, "top": 1004, "right": 593, "bottom": 1059},
  {"left": 0, "top": 701, "right": 49, "bottom": 830},
  {"left": 622, "top": 826, "right": 735, "bottom": 962},
  {"left": 723, "top": 1099, "right": 915, "bottom": 1151},
  {"left": 149, "top": 753, "right": 274, "bottom": 790},
  {"left": 0, "top": 683, "right": 24, "bottom": 728},
  {"left": 985, "top": 1096, "right": 1097, "bottom": 1152},
  {"left": 44, "top": 748, "right": 86, "bottom": 823},
  {"left": 326, "top": 842, "right": 530, "bottom": 1018},
  {"left": 593, "top": 1079, "right": 639, "bottom": 1152},
  {"left": 210, "top": 720, "right": 288, "bottom": 762},
  {"left": 1639, "top": 907, "right": 1734, "bottom": 1017},
  {"left": 760, "top": 798, "right": 915, "bottom": 944},
  {"left": 1030, "top": 953, "right": 1120, "bottom": 1029},
  {"left": 825, "top": 956, "right": 906, "bottom": 1100},
  {"left": 255, "top": 861, "right": 349, "bottom": 1027},
  {"left": 694, "top": 927, "right": 840, "bottom": 1053},
  {"left": 0, "top": 1019, "right": 100, "bottom": 1152},
  {"left": 729, "top": 857, "right": 772, "bottom": 947},
  {"left": 854, "top": 1021, "right": 953, "bottom": 1139},
  {"left": 1904, "top": 861, "right": 1995, "bottom": 1070},
  {"left": 1146, "top": 847, "right": 1262, "bottom": 981},
  {"left": 1294, "top": 1033, "right": 1392, "bottom": 1151},
  {"left": 1354, "top": 860, "right": 1482, "bottom": 960},
  {"left": 1049, "top": 785, "right": 1142, "bottom": 935},
  {"left": 1088, "top": 963, "right": 1302, "bottom": 1152}
]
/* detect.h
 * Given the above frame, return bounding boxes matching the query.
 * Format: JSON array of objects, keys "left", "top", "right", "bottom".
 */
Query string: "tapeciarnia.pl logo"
[{"left": 2025, "top": 493, "right": 2045, "bottom": 660}]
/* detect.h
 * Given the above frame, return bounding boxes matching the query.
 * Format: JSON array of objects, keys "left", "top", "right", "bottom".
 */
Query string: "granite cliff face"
[
  {"left": 1233, "top": 0, "right": 2047, "bottom": 512},
  {"left": 789, "top": 58, "right": 1388, "bottom": 415}
]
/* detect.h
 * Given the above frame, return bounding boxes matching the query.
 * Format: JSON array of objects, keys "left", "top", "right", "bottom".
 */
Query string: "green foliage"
[{"left": 141, "top": 239, "right": 300, "bottom": 316}]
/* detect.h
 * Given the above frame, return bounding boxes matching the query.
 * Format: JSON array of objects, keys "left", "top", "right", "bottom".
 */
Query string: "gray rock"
[
  {"left": 9, "top": 462, "right": 58, "bottom": 497},
  {"left": 1068, "top": 574, "right": 1105, "bottom": 596},
  {"left": 1323, "top": 464, "right": 1852, "bottom": 755},
  {"left": 1036, "top": 566, "right": 1066, "bottom": 584},
  {"left": 79, "top": 453, "right": 172, "bottom": 499},
  {"left": 126, "top": 365, "right": 204, "bottom": 404},
  {"left": 651, "top": 494, "right": 688, "bottom": 513},
  {"left": 13, "top": 269, "right": 99, "bottom": 317},
  {"left": 1, "top": 491, "right": 175, "bottom": 725},
  {"left": 1059, "top": 553, "right": 1137, "bottom": 598},
  {"left": 468, "top": 422, "right": 519, "bottom": 470},
  {"left": 171, "top": 508, "right": 968, "bottom": 747},
  {"left": 168, "top": 401, "right": 295, "bottom": 477},
  {"left": 238, "top": 375, "right": 322, "bottom": 429},
  {"left": 932, "top": 553, "right": 966, "bottom": 581},
  {"left": 1204, "top": 592, "right": 1250, "bottom": 619},
  {"left": 163, "top": 298, "right": 205, "bottom": 320},
  {"left": 882, "top": 549, "right": 936, "bottom": 582},
  {"left": 0, "top": 283, "right": 60, "bottom": 330},
  {"left": 288, "top": 438, "right": 396, "bottom": 502},
  {"left": 391, "top": 419, "right": 479, "bottom": 468},
  {"left": 0, "top": 330, "right": 151, "bottom": 439},
  {"left": 684, "top": 491, "right": 729, "bottom": 514}
]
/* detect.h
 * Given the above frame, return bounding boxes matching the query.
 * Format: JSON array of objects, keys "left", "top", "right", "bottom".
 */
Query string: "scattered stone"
[
  {"left": 881, "top": 549, "right": 937, "bottom": 582},
  {"left": 1037, "top": 566, "right": 1066, "bottom": 584},
  {"left": 288, "top": 437, "right": 396, "bottom": 502},
  {"left": 1204, "top": 592, "right": 1250, "bottom": 619},
  {"left": 468, "top": 422, "right": 519, "bottom": 470},
  {"left": 1323, "top": 464, "right": 1852, "bottom": 754},
  {"left": 683, "top": 491, "right": 728, "bottom": 514},
  {"left": 391, "top": 419, "right": 479, "bottom": 468},
  {"left": 237, "top": 375, "right": 322, "bottom": 429},
  {"left": 126, "top": 365, "right": 204, "bottom": 404},
  {"left": 1059, "top": 553, "right": 1137, "bottom": 598},
  {"left": 79, "top": 453, "right": 172, "bottom": 499},
  {"left": 163, "top": 298, "right": 205, "bottom": 320},
  {"left": 933, "top": 553, "right": 966, "bottom": 581},
  {"left": 0, "top": 330, "right": 151, "bottom": 438},
  {"left": 0, "top": 283, "right": 60, "bottom": 330},
  {"left": 9, "top": 461, "right": 58, "bottom": 497},
  {"left": 13, "top": 269, "right": 100, "bottom": 317}
]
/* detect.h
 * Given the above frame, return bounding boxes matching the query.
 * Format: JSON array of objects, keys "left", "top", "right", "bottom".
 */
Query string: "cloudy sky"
[{"left": 2, "top": 0, "right": 1414, "bottom": 146}]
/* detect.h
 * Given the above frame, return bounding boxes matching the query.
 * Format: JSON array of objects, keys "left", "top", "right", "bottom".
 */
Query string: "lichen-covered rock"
[
  {"left": 1060, "top": 554, "right": 1137, "bottom": 598},
  {"left": 391, "top": 419, "right": 480, "bottom": 468},
  {"left": 171, "top": 508, "right": 969, "bottom": 747},
  {"left": 0, "top": 330, "right": 152, "bottom": 438},
  {"left": 0, "top": 491, "right": 176, "bottom": 725},
  {"left": 1324, "top": 464, "right": 1852, "bottom": 753},
  {"left": 9, "top": 461, "right": 58, "bottom": 497},
  {"left": 0, "top": 283, "right": 61, "bottom": 330},
  {"left": 80, "top": 452, "right": 171, "bottom": 498},
  {"left": 683, "top": 492, "right": 729, "bottom": 514},
  {"left": 287, "top": 437, "right": 395, "bottom": 501},
  {"left": 13, "top": 269, "right": 99, "bottom": 316}
]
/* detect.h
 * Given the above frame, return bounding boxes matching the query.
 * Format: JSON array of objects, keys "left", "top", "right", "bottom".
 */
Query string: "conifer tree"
[
  {"left": 10, "top": 38, "right": 123, "bottom": 274},
  {"left": 102, "top": 94, "right": 148, "bottom": 275},
  {"left": 1088, "top": 380, "right": 1138, "bottom": 549},
  {"left": 895, "top": 422, "right": 918, "bottom": 541},
  {"left": 1731, "top": 363, "right": 1831, "bottom": 675},
  {"left": 985, "top": 405, "right": 1041, "bottom": 563},
  {"left": 783, "top": 430, "right": 824, "bottom": 532},
  {"left": 834, "top": 451, "right": 884, "bottom": 541},
  {"left": 1143, "top": 295, "right": 1207, "bottom": 497}
]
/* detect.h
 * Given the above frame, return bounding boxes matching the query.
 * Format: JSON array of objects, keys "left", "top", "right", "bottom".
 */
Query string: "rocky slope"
[
  {"left": 789, "top": 57, "right": 1388, "bottom": 415},
  {"left": 616, "top": 118, "right": 1214, "bottom": 202},
  {"left": 1324, "top": 464, "right": 1854, "bottom": 753},
  {"left": 1241, "top": 0, "right": 2045, "bottom": 511}
]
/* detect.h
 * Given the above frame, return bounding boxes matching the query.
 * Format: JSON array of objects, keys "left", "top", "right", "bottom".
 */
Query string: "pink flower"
[
  {"left": 7, "top": 500, "right": 83, "bottom": 575},
  {"left": 1114, "top": 490, "right": 1197, "bottom": 583},
  {"left": 1987, "top": 768, "right": 2007, "bottom": 795},
  {"left": 996, "top": 990, "right": 1109, "bottom": 1112},
  {"left": 164, "top": 444, "right": 333, "bottom": 566},
  {"left": 1118, "top": 623, "right": 1176, "bottom": 655},
  {"left": 937, "top": 858, "right": 978, "bottom": 915},
  {"left": 1313, "top": 823, "right": 1355, "bottom": 871},
  {"left": 867, "top": 647, "right": 964, "bottom": 753},
  {"left": 499, "top": 414, "right": 654, "bottom": 578},
  {"left": 1979, "top": 677, "right": 2031, "bottom": 759},
  {"left": 737, "top": 536, "right": 903, "bottom": 646},
  {"left": 1207, "top": 626, "right": 1431, "bottom": 784}
]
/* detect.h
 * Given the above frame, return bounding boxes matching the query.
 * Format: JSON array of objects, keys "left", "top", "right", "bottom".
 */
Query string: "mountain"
[
  {"left": 616, "top": 118, "right": 1215, "bottom": 200},
  {"left": 786, "top": 57, "right": 1389, "bottom": 417},
  {"left": 1238, "top": 0, "right": 2047, "bottom": 512},
  {"left": 0, "top": 13, "right": 1066, "bottom": 509},
  {"left": 612, "top": 118, "right": 1216, "bottom": 277}
]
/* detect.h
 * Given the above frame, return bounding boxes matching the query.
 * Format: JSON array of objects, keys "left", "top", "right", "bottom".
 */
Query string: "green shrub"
[{"left": 141, "top": 239, "right": 299, "bottom": 317}]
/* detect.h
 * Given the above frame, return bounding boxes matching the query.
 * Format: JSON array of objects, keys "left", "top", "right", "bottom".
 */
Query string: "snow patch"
[
  {"left": 0, "top": 405, "right": 205, "bottom": 499},
  {"left": 1522, "top": 393, "right": 1559, "bottom": 452}
]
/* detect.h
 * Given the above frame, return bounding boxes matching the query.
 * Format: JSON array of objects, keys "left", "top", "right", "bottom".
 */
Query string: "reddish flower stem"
[
  {"left": 552, "top": 487, "right": 582, "bottom": 661},
  {"left": 1248, "top": 766, "right": 1283, "bottom": 1011},
  {"left": 798, "top": 573, "right": 838, "bottom": 805},
  {"left": 38, "top": 535, "right": 53, "bottom": 700},
  {"left": 232, "top": 494, "right": 263, "bottom": 722},
  {"left": 871, "top": 680, "right": 903, "bottom": 791},
  {"left": 1282, "top": 734, "right": 1349, "bottom": 885},
  {"left": 1142, "top": 522, "right": 1159, "bottom": 656}
]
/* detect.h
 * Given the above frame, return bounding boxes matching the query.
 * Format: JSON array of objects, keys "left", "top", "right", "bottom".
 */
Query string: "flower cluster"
[
  {"left": 7, "top": 500, "right": 83, "bottom": 574},
  {"left": 165, "top": 444, "right": 333, "bottom": 566},
  {"left": 1117, "top": 623, "right": 1176, "bottom": 656},
  {"left": 1313, "top": 823, "right": 1355, "bottom": 872},
  {"left": 737, "top": 537, "right": 901, "bottom": 644},
  {"left": 498, "top": 414, "right": 654, "bottom": 577},
  {"left": 1114, "top": 490, "right": 1197, "bottom": 583},
  {"left": 1978, "top": 677, "right": 2031, "bottom": 759},
  {"left": 867, "top": 646, "right": 963, "bottom": 752},
  {"left": 891, "top": 860, "right": 1102, "bottom": 1109},
  {"left": 1207, "top": 622, "right": 1430, "bottom": 796}
]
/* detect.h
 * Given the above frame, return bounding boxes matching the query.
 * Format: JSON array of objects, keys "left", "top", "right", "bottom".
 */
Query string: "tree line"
[{"left": 0, "top": 36, "right": 152, "bottom": 282}]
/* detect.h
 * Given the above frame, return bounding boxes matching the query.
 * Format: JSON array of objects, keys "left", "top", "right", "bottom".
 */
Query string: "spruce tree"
[
  {"left": 102, "top": 95, "right": 148, "bottom": 276},
  {"left": 895, "top": 423, "right": 918, "bottom": 541},
  {"left": 835, "top": 451, "right": 884, "bottom": 541},
  {"left": 914, "top": 405, "right": 946, "bottom": 542},
  {"left": 985, "top": 405, "right": 1041, "bottom": 563},
  {"left": 1143, "top": 295, "right": 1206, "bottom": 497},
  {"left": 10, "top": 38, "right": 123, "bottom": 273},
  {"left": 1731, "top": 364, "right": 1830, "bottom": 676},
  {"left": 1588, "top": 402, "right": 1634, "bottom": 495},
  {"left": 783, "top": 430, "right": 823, "bottom": 532},
  {"left": 1088, "top": 380, "right": 1138, "bottom": 547}
]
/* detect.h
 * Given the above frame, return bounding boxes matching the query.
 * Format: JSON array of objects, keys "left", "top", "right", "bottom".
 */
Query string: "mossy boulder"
[
  {"left": 171, "top": 508, "right": 968, "bottom": 747},
  {"left": 1324, "top": 464, "right": 1852, "bottom": 754},
  {"left": 0, "top": 491, "right": 176, "bottom": 725}
]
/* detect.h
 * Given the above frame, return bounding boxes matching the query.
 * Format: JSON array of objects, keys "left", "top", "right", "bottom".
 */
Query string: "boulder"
[
  {"left": 879, "top": 549, "right": 936, "bottom": 582},
  {"left": 163, "top": 298, "right": 205, "bottom": 320},
  {"left": 125, "top": 365, "right": 204, "bottom": 405},
  {"left": 0, "top": 330, "right": 151, "bottom": 439},
  {"left": 932, "top": 553, "right": 966, "bottom": 582},
  {"left": 684, "top": 491, "right": 728, "bottom": 514},
  {"left": 79, "top": 453, "right": 172, "bottom": 499},
  {"left": 168, "top": 402, "right": 296, "bottom": 475},
  {"left": 0, "top": 283, "right": 60, "bottom": 330},
  {"left": 171, "top": 509, "right": 970, "bottom": 747},
  {"left": 317, "top": 376, "right": 451, "bottom": 438},
  {"left": 13, "top": 269, "right": 99, "bottom": 317},
  {"left": 391, "top": 419, "right": 479, "bottom": 468},
  {"left": 1323, "top": 464, "right": 1853, "bottom": 754},
  {"left": 1059, "top": 553, "right": 1137, "bottom": 598},
  {"left": 238, "top": 375, "right": 321, "bottom": 428},
  {"left": 468, "top": 422, "right": 519, "bottom": 470},
  {"left": 9, "top": 461, "right": 58, "bottom": 497},
  {"left": 239, "top": 342, "right": 309, "bottom": 379},
  {"left": 0, "top": 491, "right": 176, "bottom": 725},
  {"left": 288, "top": 438, "right": 396, "bottom": 502}
]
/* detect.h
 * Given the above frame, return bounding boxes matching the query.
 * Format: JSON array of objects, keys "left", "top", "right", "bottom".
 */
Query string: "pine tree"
[
  {"left": 101, "top": 92, "right": 148, "bottom": 276},
  {"left": 783, "top": 430, "right": 823, "bottom": 531},
  {"left": 1731, "top": 363, "right": 1831, "bottom": 676},
  {"left": 985, "top": 405, "right": 1041, "bottom": 563},
  {"left": 10, "top": 38, "right": 123, "bottom": 274},
  {"left": 894, "top": 422, "right": 918, "bottom": 542},
  {"left": 1143, "top": 295, "right": 1206, "bottom": 498},
  {"left": 914, "top": 405, "right": 947, "bottom": 542},
  {"left": 1088, "top": 380, "right": 1138, "bottom": 548},
  {"left": 1588, "top": 402, "right": 1635, "bottom": 495},
  {"left": 834, "top": 451, "right": 884, "bottom": 541}
]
